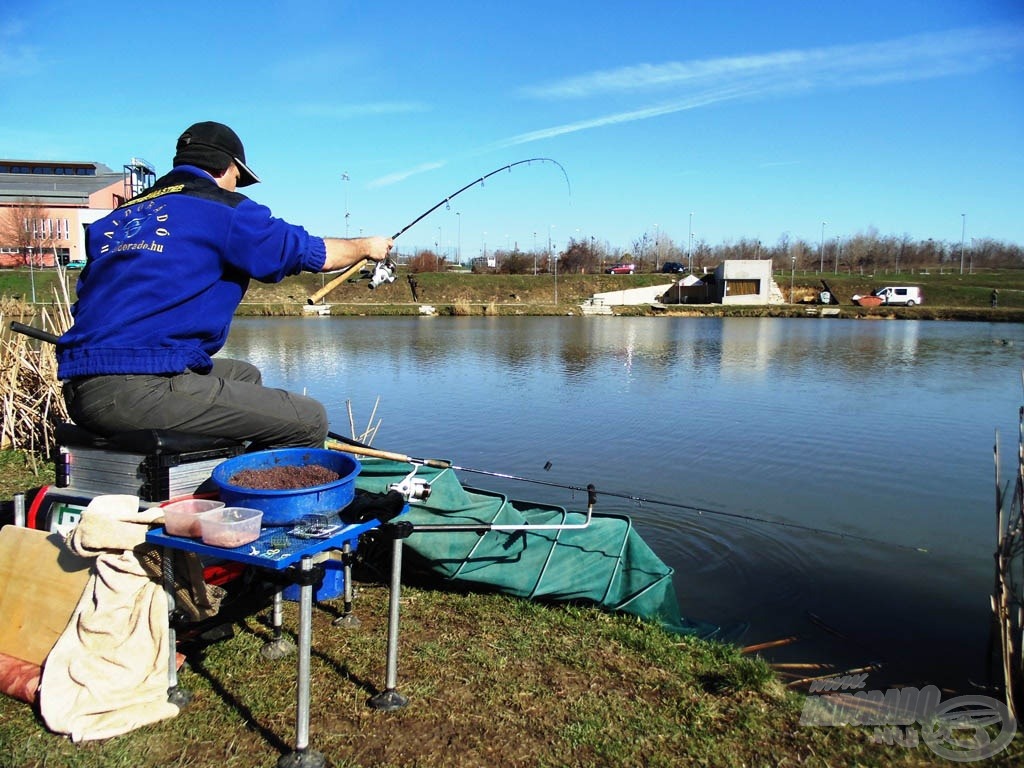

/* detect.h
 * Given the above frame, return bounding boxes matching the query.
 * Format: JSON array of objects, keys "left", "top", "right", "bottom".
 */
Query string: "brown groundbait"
[{"left": 228, "top": 464, "right": 339, "bottom": 490}]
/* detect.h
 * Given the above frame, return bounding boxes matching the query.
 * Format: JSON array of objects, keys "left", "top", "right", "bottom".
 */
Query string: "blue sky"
[{"left": 2, "top": 0, "right": 1022, "bottom": 260}]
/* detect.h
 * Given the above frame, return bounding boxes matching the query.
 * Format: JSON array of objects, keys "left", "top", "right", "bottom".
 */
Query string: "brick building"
[{"left": 0, "top": 158, "right": 154, "bottom": 268}]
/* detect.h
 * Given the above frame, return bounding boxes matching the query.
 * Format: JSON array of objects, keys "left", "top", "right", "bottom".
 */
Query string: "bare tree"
[
  {"left": 0, "top": 200, "right": 61, "bottom": 266},
  {"left": 560, "top": 237, "right": 602, "bottom": 274},
  {"left": 496, "top": 249, "right": 532, "bottom": 274},
  {"left": 631, "top": 232, "right": 652, "bottom": 271},
  {"left": 407, "top": 249, "right": 445, "bottom": 273}
]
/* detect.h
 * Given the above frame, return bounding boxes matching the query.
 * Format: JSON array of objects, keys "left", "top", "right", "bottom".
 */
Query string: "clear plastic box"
[
  {"left": 199, "top": 506, "right": 263, "bottom": 548},
  {"left": 162, "top": 498, "right": 225, "bottom": 537}
]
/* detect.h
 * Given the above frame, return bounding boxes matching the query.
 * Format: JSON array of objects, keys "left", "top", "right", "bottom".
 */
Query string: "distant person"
[
  {"left": 991, "top": 289, "right": 999, "bottom": 308},
  {"left": 57, "top": 121, "right": 393, "bottom": 449},
  {"left": 408, "top": 274, "right": 420, "bottom": 302}
]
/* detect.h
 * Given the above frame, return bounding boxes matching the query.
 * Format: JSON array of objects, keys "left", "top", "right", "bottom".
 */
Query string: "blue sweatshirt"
[{"left": 57, "top": 166, "right": 326, "bottom": 379}]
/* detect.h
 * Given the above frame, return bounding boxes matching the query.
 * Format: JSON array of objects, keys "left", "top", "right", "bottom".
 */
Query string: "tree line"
[{"left": 400, "top": 228, "right": 1024, "bottom": 275}]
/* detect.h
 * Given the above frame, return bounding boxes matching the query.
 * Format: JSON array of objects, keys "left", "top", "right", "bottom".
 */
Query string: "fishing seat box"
[{"left": 54, "top": 423, "right": 244, "bottom": 502}]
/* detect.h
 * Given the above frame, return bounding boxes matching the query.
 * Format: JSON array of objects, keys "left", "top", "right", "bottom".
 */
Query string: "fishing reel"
[
  {"left": 389, "top": 466, "right": 432, "bottom": 502},
  {"left": 368, "top": 257, "right": 397, "bottom": 289}
]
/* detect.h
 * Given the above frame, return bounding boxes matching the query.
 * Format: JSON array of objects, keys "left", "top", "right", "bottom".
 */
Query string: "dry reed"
[
  {"left": 992, "top": 381, "right": 1024, "bottom": 720},
  {"left": 0, "top": 273, "right": 73, "bottom": 462}
]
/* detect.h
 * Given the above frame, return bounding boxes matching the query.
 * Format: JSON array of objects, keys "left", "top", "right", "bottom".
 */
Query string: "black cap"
[{"left": 173, "top": 121, "right": 260, "bottom": 186}]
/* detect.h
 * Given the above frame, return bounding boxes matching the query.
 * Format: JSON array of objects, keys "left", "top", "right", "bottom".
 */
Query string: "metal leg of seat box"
[
  {"left": 162, "top": 550, "right": 192, "bottom": 707},
  {"left": 278, "top": 556, "right": 325, "bottom": 768},
  {"left": 332, "top": 542, "right": 361, "bottom": 627},
  {"left": 368, "top": 523, "right": 410, "bottom": 711},
  {"left": 261, "top": 589, "right": 296, "bottom": 660}
]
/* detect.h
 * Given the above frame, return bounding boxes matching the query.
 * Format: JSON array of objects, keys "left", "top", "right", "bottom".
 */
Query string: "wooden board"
[{"left": 0, "top": 526, "right": 92, "bottom": 666}]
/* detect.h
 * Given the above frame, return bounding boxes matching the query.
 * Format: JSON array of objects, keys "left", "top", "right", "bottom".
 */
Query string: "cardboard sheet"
[{"left": 0, "top": 526, "right": 92, "bottom": 666}]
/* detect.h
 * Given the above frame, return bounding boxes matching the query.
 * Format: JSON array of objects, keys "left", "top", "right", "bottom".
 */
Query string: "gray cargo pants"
[{"left": 62, "top": 358, "right": 327, "bottom": 449}]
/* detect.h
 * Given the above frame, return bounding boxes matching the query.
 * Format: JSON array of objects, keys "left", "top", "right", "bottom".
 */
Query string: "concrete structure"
[
  {"left": 661, "top": 260, "right": 782, "bottom": 305},
  {"left": 0, "top": 158, "right": 153, "bottom": 268},
  {"left": 581, "top": 260, "right": 782, "bottom": 310},
  {"left": 587, "top": 283, "right": 675, "bottom": 308},
  {"left": 714, "top": 259, "right": 776, "bottom": 305}
]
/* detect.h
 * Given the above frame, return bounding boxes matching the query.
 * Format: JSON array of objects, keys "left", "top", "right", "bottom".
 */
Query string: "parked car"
[
  {"left": 65, "top": 260, "right": 87, "bottom": 270},
  {"left": 873, "top": 286, "right": 923, "bottom": 306},
  {"left": 605, "top": 263, "right": 636, "bottom": 275},
  {"left": 661, "top": 262, "right": 688, "bottom": 274}
]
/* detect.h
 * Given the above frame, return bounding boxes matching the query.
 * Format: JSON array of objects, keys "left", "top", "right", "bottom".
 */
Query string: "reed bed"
[
  {"left": 993, "top": 382, "right": 1024, "bottom": 720},
  {"left": 0, "top": 277, "right": 73, "bottom": 462}
]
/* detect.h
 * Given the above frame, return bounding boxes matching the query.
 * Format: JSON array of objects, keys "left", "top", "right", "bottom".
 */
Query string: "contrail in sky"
[
  {"left": 371, "top": 25, "right": 1023, "bottom": 186},
  {"left": 519, "top": 25, "right": 1023, "bottom": 100}
]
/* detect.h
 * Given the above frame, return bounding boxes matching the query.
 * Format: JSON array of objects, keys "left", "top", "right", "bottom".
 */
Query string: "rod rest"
[{"left": 56, "top": 422, "right": 243, "bottom": 455}]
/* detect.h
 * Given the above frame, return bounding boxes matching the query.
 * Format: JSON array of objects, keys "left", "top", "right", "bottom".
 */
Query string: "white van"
[{"left": 873, "top": 286, "right": 924, "bottom": 307}]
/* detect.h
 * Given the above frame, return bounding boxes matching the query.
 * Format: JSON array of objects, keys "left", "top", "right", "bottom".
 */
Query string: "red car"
[{"left": 605, "top": 263, "right": 636, "bottom": 275}]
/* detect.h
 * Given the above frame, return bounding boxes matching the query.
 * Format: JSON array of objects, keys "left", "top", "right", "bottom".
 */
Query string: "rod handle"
[
  {"left": 307, "top": 259, "right": 369, "bottom": 305},
  {"left": 326, "top": 439, "right": 413, "bottom": 464},
  {"left": 326, "top": 438, "right": 453, "bottom": 470},
  {"left": 10, "top": 321, "right": 59, "bottom": 345}
]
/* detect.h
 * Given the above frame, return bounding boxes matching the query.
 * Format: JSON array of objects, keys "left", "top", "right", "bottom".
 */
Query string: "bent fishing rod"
[
  {"left": 308, "top": 158, "right": 571, "bottom": 304},
  {"left": 326, "top": 432, "right": 929, "bottom": 553}
]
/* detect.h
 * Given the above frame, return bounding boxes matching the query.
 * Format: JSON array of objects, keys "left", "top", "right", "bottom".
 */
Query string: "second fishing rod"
[{"left": 325, "top": 432, "right": 930, "bottom": 553}]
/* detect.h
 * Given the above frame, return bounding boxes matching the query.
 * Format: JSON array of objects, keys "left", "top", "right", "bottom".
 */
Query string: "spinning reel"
[{"left": 368, "top": 257, "right": 397, "bottom": 289}]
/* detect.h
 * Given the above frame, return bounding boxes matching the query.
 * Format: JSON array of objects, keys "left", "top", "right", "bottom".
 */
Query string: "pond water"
[{"left": 223, "top": 315, "right": 1024, "bottom": 693}]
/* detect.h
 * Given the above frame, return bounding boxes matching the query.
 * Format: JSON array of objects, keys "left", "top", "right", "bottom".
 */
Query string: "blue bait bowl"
[{"left": 211, "top": 448, "right": 360, "bottom": 526}]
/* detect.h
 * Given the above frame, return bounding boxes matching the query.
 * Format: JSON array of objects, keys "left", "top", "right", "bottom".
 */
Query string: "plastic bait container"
[
  {"left": 199, "top": 506, "right": 263, "bottom": 548},
  {"left": 161, "top": 498, "right": 225, "bottom": 537}
]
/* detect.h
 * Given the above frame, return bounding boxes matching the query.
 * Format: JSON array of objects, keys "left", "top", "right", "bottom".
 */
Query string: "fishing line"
[
  {"left": 325, "top": 432, "right": 928, "bottom": 554},
  {"left": 447, "top": 463, "right": 928, "bottom": 553}
]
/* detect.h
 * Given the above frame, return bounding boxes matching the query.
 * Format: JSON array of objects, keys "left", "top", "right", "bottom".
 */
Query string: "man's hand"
[
  {"left": 322, "top": 236, "right": 394, "bottom": 271},
  {"left": 363, "top": 236, "right": 394, "bottom": 263}
]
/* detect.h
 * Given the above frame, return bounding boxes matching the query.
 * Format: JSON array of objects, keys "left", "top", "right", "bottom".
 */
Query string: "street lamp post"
[
  {"left": 342, "top": 172, "right": 350, "bottom": 237},
  {"left": 653, "top": 223, "right": 659, "bottom": 271},
  {"left": 548, "top": 224, "right": 555, "bottom": 271},
  {"left": 27, "top": 246, "right": 36, "bottom": 304},
  {"left": 456, "top": 212, "right": 461, "bottom": 266},
  {"left": 790, "top": 254, "right": 796, "bottom": 304},
  {"left": 960, "top": 213, "right": 966, "bottom": 275},
  {"left": 819, "top": 221, "right": 827, "bottom": 272},
  {"left": 553, "top": 252, "right": 558, "bottom": 307},
  {"left": 834, "top": 236, "right": 840, "bottom": 274},
  {"left": 687, "top": 212, "right": 693, "bottom": 272}
]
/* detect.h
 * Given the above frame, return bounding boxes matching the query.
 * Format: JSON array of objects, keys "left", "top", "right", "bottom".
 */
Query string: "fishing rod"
[
  {"left": 326, "top": 432, "right": 929, "bottom": 553},
  {"left": 308, "top": 158, "right": 571, "bottom": 304}
]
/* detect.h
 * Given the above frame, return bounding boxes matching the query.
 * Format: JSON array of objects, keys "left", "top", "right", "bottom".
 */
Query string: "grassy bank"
[
  {"left": 4, "top": 265, "right": 1024, "bottom": 320},
  {"left": 1, "top": 457, "right": 1021, "bottom": 767},
  {"left": 1, "top": 559, "right": 1006, "bottom": 767}
]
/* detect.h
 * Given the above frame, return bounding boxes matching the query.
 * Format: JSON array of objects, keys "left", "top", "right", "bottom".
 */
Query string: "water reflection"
[{"left": 223, "top": 316, "right": 1024, "bottom": 692}]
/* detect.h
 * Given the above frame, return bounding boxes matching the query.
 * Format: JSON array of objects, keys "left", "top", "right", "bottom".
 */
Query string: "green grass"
[
  {"left": 6, "top": 264, "right": 1024, "bottom": 319},
  {"left": 0, "top": 450, "right": 54, "bottom": 500},
  {"left": 4, "top": 579, "right": 1004, "bottom": 768}
]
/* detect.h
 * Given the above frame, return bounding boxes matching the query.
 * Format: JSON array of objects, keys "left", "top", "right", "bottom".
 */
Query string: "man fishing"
[{"left": 57, "top": 121, "right": 392, "bottom": 449}]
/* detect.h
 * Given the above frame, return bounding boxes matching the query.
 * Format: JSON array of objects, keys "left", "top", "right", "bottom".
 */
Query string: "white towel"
[{"left": 39, "top": 495, "right": 179, "bottom": 742}]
